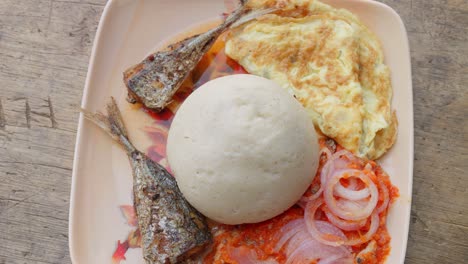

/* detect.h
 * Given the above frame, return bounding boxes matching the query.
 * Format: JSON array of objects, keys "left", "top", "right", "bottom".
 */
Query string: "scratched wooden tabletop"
[{"left": 0, "top": 0, "right": 466, "bottom": 263}]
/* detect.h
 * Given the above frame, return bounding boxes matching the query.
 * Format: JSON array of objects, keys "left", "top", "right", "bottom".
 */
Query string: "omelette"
[{"left": 225, "top": 0, "right": 397, "bottom": 160}]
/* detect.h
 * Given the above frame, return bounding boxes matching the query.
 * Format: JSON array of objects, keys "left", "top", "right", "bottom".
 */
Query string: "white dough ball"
[{"left": 167, "top": 74, "right": 319, "bottom": 224}]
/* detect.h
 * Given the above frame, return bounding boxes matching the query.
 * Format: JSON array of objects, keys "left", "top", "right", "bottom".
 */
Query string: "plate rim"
[
  {"left": 68, "top": 0, "right": 414, "bottom": 263},
  {"left": 68, "top": 0, "right": 118, "bottom": 263}
]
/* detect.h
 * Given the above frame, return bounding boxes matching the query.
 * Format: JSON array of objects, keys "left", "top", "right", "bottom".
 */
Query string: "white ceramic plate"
[{"left": 69, "top": 0, "right": 413, "bottom": 263}]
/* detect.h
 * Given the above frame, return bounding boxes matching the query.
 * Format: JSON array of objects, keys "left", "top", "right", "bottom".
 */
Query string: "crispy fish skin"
[
  {"left": 82, "top": 98, "right": 212, "bottom": 264},
  {"left": 123, "top": 3, "right": 249, "bottom": 112}
]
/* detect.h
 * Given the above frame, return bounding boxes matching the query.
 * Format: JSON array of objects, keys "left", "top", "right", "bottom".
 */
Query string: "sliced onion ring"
[
  {"left": 348, "top": 178, "right": 359, "bottom": 190},
  {"left": 305, "top": 198, "right": 380, "bottom": 246},
  {"left": 304, "top": 198, "right": 346, "bottom": 246},
  {"left": 310, "top": 149, "right": 364, "bottom": 202},
  {"left": 342, "top": 212, "right": 380, "bottom": 246},
  {"left": 229, "top": 246, "right": 278, "bottom": 264},
  {"left": 334, "top": 180, "right": 370, "bottom": 201},
  {"left": 376, "top": 180, "right": 390, "bottom": 214},
  {"left": 324, "top": 169, "right": 378, "bottom": 221},
  {"left": 278, "top": 219, "right": 351, "bottom": 263},
  {"left": 323, "top": 206, "right": 367, "bottom": 231},
  {"left": 336, "top": 199, "right": 367, "bottom": 211},
  {"left": 274, "top": 219, "right": 304, "bottom": 251}
]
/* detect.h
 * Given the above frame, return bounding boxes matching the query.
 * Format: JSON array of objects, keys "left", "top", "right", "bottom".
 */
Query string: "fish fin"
[
  {"left": 224, "top": 0, "right": 247, "bottom": 13},
  {"left": 231, "top": 7, "right": 279, "bottom": 28},
  {"left": 82, "top": 97, "right": 135, "bottom": 153},
  {"left": 224, "top": 0, "right": 237, "bottom": 13}
]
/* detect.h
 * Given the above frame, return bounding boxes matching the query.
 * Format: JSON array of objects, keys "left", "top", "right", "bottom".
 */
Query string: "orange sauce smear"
[{"left": 142, "top": 37, "right": 399, "bottom": 264}]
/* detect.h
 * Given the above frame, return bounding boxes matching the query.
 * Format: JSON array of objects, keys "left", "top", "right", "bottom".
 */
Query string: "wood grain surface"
[{"left": 0, "top": 0, "right": 466, "bottom": 263}]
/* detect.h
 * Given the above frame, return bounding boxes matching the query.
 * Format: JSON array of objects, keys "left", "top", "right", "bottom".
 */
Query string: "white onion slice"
[
  {"left": 377, "top": 180, "right": 390, "bottom": 214},
  {"left": 304, "top": 198, "right": 380, "bottom": 246},
  {"left": 277, "top": 220, "right": 351, "bottom": 264},
  {"left": 310, "top": 150, "right": 344, "bottom": 201},
  {"left": 342, "top": 212, "right": 380, "bottom": 246},
  {"left": 336, "top": 199, "right": 368, "bottom": 211},
  {"left": 274, "top": 219, "right": 304, "bottom": 251},
  {"left": 323, "top": 207, "right": 367, "bottom": 231},
  {"left": 309, "top": 189, "right": 323, "bottom": 202},
  {"left": 285, "top": 239, "right": 348, "bottom": 264},
  {"left": 228, "top": 247, "right": 258, "bottom": 264},
  {"left": 348, "top": 178, "right": 359, "bottom": 190},
  {"left": 315, "top": 221, "right": 349, "bottom": 242},
  {"left": 308, "top": 160, "right": 331, "bottom": 201},
  {"left": 324, "top": 169, "right": 378, "bottom": 221},
  {"left": 334, "top": 181, "right": 370, "bottom": 201},
  {"left": 304, "top": 198, "right": 347, "bottom": 246},
  {"left": 284, "top": 234, "right": 322, "bottom": 264},
  {"left": 296, "top": 197, "right": 308, "bottom": 209},
  {"left": 284, "top": 228, "right": 314, "bottom": 255},
  {"left": 229, "top": 246, "right": 278, "bottom": 264},
  {"left": 310, "top": 148, "right": 361, "bottom": 202}
]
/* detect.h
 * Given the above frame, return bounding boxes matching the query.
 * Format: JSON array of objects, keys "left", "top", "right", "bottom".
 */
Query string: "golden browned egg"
[{"left": 225, "top": 0, "right": 397, "bottom": 160}]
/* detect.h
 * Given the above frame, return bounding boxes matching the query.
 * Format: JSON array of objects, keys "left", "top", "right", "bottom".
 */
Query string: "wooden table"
[{"left": 0, "top": 0, "right": 466, "bottom": 263}]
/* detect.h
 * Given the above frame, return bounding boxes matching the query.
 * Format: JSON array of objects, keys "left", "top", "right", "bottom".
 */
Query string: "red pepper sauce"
[{"left": 204, "top": 207, "right": 304, "bottom": 264}]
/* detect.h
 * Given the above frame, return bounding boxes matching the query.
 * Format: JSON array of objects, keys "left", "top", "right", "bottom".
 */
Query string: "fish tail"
[
  {"left": 229, "top": 4, "right": 279, "bottom": 29},
  {"left": 223, "top": 0, "right": 248, "bottom": 26},
  {"left": 82, "top": 97, "right": 136, "bottom": 153}
]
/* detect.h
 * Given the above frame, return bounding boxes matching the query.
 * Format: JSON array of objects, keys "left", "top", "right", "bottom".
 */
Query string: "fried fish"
[
  {"left": 123, "top": 1, "right": 276, "bottom": 112},
  {"left": 82, "top": 98, "right": 212, "bottom": 264}
]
